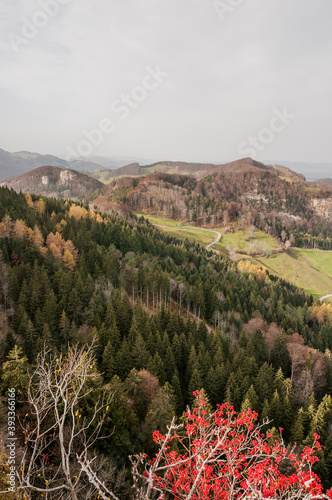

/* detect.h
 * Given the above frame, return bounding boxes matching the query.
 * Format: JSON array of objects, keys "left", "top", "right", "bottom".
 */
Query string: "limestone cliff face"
[
  {"left": 311, "top": 197, "right": 332, "bottom": 219},
  {"left": 60, "top": 169, "right": 76, "bottom": 184},
  {"left": 0, "top": 165, "right": 102, "bottom": 199}
]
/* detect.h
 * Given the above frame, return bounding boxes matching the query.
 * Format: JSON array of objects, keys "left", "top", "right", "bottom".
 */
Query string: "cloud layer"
[{"left": 1, "top": 0, "right": 331, "bottom": 163}]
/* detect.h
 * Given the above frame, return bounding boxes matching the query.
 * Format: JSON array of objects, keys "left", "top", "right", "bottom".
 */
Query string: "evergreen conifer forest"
[{"left": 0, "top": 187, "right": 332, "bottom": 498}]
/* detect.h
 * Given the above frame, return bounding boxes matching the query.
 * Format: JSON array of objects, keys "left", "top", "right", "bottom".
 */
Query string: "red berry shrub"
[{"left": 132, "top": 391, "right": 332, "bottom": 499}]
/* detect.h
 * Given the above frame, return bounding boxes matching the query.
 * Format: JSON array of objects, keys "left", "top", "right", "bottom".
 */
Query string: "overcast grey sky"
[{"left": 0, "top": 0, "right": 331, "bottom": 163}]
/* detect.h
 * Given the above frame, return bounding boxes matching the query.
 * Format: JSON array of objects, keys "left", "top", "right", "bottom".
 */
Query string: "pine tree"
[
  {"left": 310, "top": 394, "right": 332, "bottom": 437},
  {"left": 185, "top": 346, "right": 199, "bottom": 386},
  {"left": 270, "top": 390, "right": 282, "bottom": 429},
  {"left": 292, "top": 407, "right": 304, "bottom": 443},
  {"left": 171, "top": 373, "right": 184, "bottom": 416},
  {"left": 42, "top": 290, "right": 58, "bottom": 334},
  {"left": 247, "top": 329, "right": 268, "bottom": 364},
  {"left": 24, "top": 319, "right": 37, "bottom": 361},
  {"left": 4, "top": 332, "right": 16, "bottom": 357},
  {"left": 116, "top": 338, "right": 133, "bottom": 380},
  {"left": 132, "top": 334, "right": 149, "bottom": 370},
  {"left": 67, "top": 287, "right": 81, "bottom": 323},
  {"left": 124, "top": 368, "right": 146, "bottom": 421},
  {"left": 164, "top": 345, "right": 177, "bottom": 382},
  {"left": 59, "top": 309, "right": 71, "bottom": 344},
  {"left": 271, "top": 331, "right": 291, "bottom": 375},
  {"left": 1, "top": 346, "right": 29, "bottom": 395},
  {"left": 102, "top": 341, "right": 117, "bottom": 381},
  {"left": 282, "top": 378, "right": 293, "bottom": 440},
  {"left": 260, "top": 398, "right": 271, "bottom": 424},
  {"left": 35, "top": 323, "right": 54, "bottom": 354},
  {"left": 255, "top": 362, "right": 275, "bottom": 410},
  {"left": 187, "top": 369, "right": 203, "bottom": 403},
  {"left": 147, "top": 353, "right": 165, "bottom": 385},
  {"left": 172, "top": 333, "right": 182, "bottom": 369},
  {"left": 241, "top": 384, "right": 259, "bottom": 412},
  {"left": 141, "top": 383, "right": 175, "bottom": 453}
]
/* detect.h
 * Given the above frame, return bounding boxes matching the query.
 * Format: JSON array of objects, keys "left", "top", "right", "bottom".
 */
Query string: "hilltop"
[
  {"left": 88, "top": 157, "right": 331, "bottom": 253},
  {"left": 91, "top": 160, "right": 222, "bottom": 181},
  {"left": 92, "top": 157, "right": 306, "bottom": 182},
  {"left": 89, "top": 157, "right": 324, "bottom": 222},
  {"left": 0, "top": 165, "right": 103, "bottom": 199}
]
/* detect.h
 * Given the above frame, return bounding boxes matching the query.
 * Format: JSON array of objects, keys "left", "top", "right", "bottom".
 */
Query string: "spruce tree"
[
  {"left": 271, "top": 331, "right": 291, "bottom": 375},
  {"left": 4, "top": 332, "right": 16, "bottom": 357},
  {"left": 1, "top": 346, "right": 29, "bottom": 395},
  {"left": 292, "top": 407, "right": 304, "bottom": 443},
  {"left": 171, "top": 373, "right": 184, "bottom": 416},
  {"left": 187, "top": 369, "right": 203, "bottom": 403},
  {"left": 132, "top": 334, "right": 149, "bottom": 370},
  {"left": 102, "top": 341, "right": 117, "bottom": 381}
]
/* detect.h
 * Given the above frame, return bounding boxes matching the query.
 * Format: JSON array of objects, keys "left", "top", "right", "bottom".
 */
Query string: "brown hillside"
[{"left": 0, "top": 165, "right": 103, "bottom": 199}]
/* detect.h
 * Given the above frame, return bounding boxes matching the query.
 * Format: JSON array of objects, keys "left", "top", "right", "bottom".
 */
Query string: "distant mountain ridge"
[
  {"left": 91, "top": 160, "right": 221, "bottom": 180},
  {"left": 93, "top": 157, "right": 307, "bottom": 182},
  {"left": 266, "top": 160, "right": 332, "bottom": 181},
  {"left": 0, "top": 148, "right": 103, "bottom": 178},
  {"left": 1, "top": 147, "right": 331, "bottom": 182}
]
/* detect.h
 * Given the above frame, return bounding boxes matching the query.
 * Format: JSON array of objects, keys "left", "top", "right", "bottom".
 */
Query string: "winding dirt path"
[
  {"left": 319, "top": 294, "right": 332, "bottom": 302},
  {"left": 154, "top": 224, "right": 221, "bottom": 250}
]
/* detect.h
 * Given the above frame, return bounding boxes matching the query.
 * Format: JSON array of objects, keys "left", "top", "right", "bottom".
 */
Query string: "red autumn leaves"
[{"left": 138, "top": 391, "right": 332, "bottom": 499}]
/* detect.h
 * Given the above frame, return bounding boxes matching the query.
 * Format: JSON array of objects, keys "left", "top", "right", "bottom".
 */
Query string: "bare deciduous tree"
[{"left": 17, "top": 343, "right": 115, "bottom": 500}]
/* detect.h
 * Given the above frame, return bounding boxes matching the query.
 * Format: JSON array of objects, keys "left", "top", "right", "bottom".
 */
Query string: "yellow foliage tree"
[
  {"left": 32, "top": 225, "right": 44, "bottom": 250},
  {"left": 311, "top": 303, "right": 332, "bottom": 324},
  {"left": 35, "top": 198, "right": 46, "bottom": 215},
  {"left": 237, "top": 260, "right": 270, "bottom": 283},
  {"left": 0, "top": 215, "right": 13, "bottom": 237},
  {"left": 54, "top": 219, "right": 67, "bottom": 233},
  {"left": 13, "top": 219, "right": 28, "bottom": 239},
  {"left": 25, "top": 192, "right": 33, "bottom": 208},
  {"left": 62, "top": 249, "right": 77, "bottom": 272},
  {"left": 68, "top": 204, "right": 88, "bottom": 221}
]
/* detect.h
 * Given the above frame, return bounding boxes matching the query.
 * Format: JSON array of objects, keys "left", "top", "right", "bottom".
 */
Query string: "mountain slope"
[
  {"left": 0, "top": 165, "right": 103, "bottom": 198},
  {"left": 90, "top": 158, "right": 308, "bottom": 220},
  {"left": 101, "top": 160, "right": 223, "bottom": 180},
  {"left": 88, "top": 157, "right": 331, "bottom": 252},
  {"left": 97, "top": 157, "right": 306, "bottom": 182}
]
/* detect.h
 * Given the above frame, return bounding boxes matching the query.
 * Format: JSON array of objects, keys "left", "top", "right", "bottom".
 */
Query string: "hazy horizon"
[{"left": 1, "top": 0, "right": 331, "bottom": 164}]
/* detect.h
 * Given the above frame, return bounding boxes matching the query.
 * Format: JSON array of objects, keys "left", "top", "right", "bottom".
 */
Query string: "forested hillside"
[
  {"left": 89, "top": 158, "right": 332, "bottom": 250},
  {"left": 0, "top": 187, "right": 332, "bottom": 496}
]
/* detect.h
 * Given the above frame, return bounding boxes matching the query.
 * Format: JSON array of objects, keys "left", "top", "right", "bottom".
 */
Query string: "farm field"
[
  {"left": 215, "top": 229, "right": 332, "bottom": 299},
  {"left": 135, "top": 214, "right": 186, "bottom": 227},
  {"left": 91, "top": 171, "right": 113, "bottom": 183},
  {"left": 252, "top": 249, "right": 332, "bottom": 299},
  {"left": 215, "top": 229, "right": 279, "bottom": 252},
  {"left": 136, "top": 214, "right": 218, "bottom": 245},
  {"left": 139, "top": 216, "right": 332, "bottom": 300}
]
